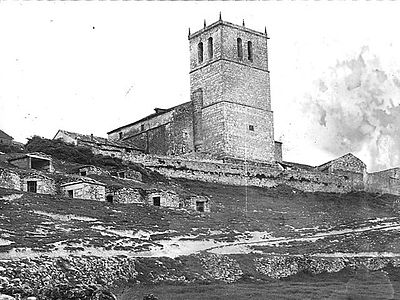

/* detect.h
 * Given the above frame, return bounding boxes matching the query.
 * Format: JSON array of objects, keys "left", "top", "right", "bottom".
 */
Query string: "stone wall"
[
  {"left": 124, "top": 155, "right": 366, "bottom": 194},
  {"left": 318, "top": 154, "right": 366, "bottom": 174},
  {"left": 0, "top": 168, "right": 20, "bottom": 191},
  {"left": 20, "top": 174, "right": 57, "bottom": 195},
  {"left": 365, "top": 171, "right": 400, "bottom": 196},
  {"left": 106, "top": 187, "right": 144, "bottom": 204},
  {"left": 146, "top": 190, "right": 182, "bottom": 208},
  {"left": 61, "top": 182, "right": 105, "bottom": 201}
]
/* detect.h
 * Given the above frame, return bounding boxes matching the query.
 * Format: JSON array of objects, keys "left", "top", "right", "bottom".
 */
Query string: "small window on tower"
[
  {"left": 208, "top": 37, "right": 213, "bottom": 60},
  {"left": 237, "top": 38, "right": 243, "bottom": 59},
  {"left": 249, "top": 125, "right": 254, "bottom": 131},
  {"left": 248, "top": 41, "right": 253, "bottom": 61},
  {"left": 198, "top": 42, "right": 204, "bottom": 63}
]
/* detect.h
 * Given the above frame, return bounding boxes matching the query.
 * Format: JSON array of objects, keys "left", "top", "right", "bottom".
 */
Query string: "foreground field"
[{"left": 1, "top": 180, "right": 400, "bottom": 299}]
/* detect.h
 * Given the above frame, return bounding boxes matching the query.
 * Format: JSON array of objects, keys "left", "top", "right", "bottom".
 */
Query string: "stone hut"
[
  {"left": 366, "top": 167, "right": 400, "bottom": 195},
  {"left": 0, "top": 130, "right": 13, "bottom": 146},
  {"left": 53, "top": 129, "right": 143, "bottom": 159},
  {"left": 146, "top": 190, "right": 182, "bottom": 208},
  {"left": 316, "top": 153, "right": 366, "bottom": 191},
  {"left": 20, "top": 172, "right": 56, "bottom": 195},
  {"left": 317, "top": 153, "right": 366, "bottom": 175},
  {"left": 110, "top": 168, "right": 142, "bottom": 181},
  {"left": 186, "top": 195, "right": 210, "bottom": 212},
  {"left": 105, "top": 186, "right": 144, "bottom": 204},
  {"left": 73, "top": 165, "right": 108, "bottom": 177},
  {"left": 61, "top": 178, "right": 106, "bottom": 201},
  {"left": 8, "top": 153, "right": 54, "bottom": 173}
]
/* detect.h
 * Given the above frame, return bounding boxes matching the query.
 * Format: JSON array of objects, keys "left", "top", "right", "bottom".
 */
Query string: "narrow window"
[
  {"left": 248, "top": 41, "right": 253, "bottom": 61},
  {"left": 249, "top": 125, "right": 254, "bottom": 131},
  {"left": 237, "top": 38, "right": 243, "bottom": 59},
  {"left": 119, "top": 132, "right": 123, "bottom": 140},
  {"left": 68, "top": 190, "right": 74, "bottom": 198},
  {"left": 141, "top": 124, "right": 145, "bottom": 132},
  {"left": 208, "top": 37, "right": 213, "bottom": 60},
  {"left": 198, "top": 42, "right": 203, "bottom": 63}
]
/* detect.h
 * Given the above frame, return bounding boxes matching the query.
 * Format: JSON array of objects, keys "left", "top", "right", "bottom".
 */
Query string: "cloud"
[{"left": 302, "top": 46, "right": 400, "bottom": 171}]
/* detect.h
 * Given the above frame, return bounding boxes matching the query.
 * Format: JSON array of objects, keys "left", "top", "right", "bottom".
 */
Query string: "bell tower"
[{"left": 189, "top": 17, "right": 275, "bottom": 162}]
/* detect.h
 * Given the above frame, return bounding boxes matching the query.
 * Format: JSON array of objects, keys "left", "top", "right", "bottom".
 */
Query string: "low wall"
[{"left": 123, "top": 155, "right": 365, "bottom": 193}]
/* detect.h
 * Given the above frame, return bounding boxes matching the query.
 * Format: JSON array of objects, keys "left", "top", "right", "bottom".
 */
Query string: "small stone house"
[
  {"left": 53, "top": 129, "right": 143, "bottom": 159},
  {"left": 0, "top": 130, "right": 13, "bottom": 146},
  {"left": 20, "top": 172, "right": 56, "bottom": 195},
  {"left": 110, "top": 168, "right": 142, "bottom": 181},
  {"left": 186, "top": 195, "right": 210, "bottom": 212},
  {"left": 317, "top": 153, "right": 366, "bottom": 174},
  {"left": 8, "top": 153, "right": 54, "bottom": 173},
  {"left": 73, "top": 165, "right": 108, "bottom": 177},
  {"left": 105, "top": 186, "right": 144, "bottom": 204},
  {"left": 61, "top": 178, "right": 106, "bottom": 201},
  {"left": 146, "top": 190, "right": 182, "bottom": 208},
  {"left": 366, "top": 167, "right": 400, "bottom": 195}
]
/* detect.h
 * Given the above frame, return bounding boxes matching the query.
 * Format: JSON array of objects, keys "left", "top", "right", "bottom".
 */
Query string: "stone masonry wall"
[
  {"left": 0, "top": 168, "right": 20, "bottom": 191},
  {"left": 106, "top": 187, "right": 144, "bottom": 204},
  {"left": 62, "top": 182, "right": 105, "bottom": 201},
  {"left": 20, "top": 174, "right": 57, "bottom": 195},
  {"left": 224, "top": 102, "right": 275, "bottom": 162},
  {"left": 125, "top": 155, "right": 365, "bottom": 194}
]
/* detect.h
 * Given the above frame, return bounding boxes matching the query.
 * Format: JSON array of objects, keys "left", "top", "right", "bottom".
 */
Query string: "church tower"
[{"left": 189, "top": 18, "right": 275, "bottom": 162}]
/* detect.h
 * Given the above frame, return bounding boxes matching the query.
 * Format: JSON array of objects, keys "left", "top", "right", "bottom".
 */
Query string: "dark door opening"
[
  {"left": 153, "top": 196, "right": 161, "bottom": 206},
  {"left": 27, "top": 181, "right": 37, "bottom": 193},
  {"left": 106, "top": 195, "right": 114, "bottom": 203},
  {"left": 80, "top": 171, "right": 87, "bottom": 176},
  {"left": 196, "top": 201, "right": 205, "bottom": 212},
  {"left": 68, "top": 190, "right": 74, "bottom": 198}
]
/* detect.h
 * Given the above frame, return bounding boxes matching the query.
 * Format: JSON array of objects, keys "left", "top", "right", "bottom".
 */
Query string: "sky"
[{"left": 1, "top": 1, "right": 400, "bottom": 171}]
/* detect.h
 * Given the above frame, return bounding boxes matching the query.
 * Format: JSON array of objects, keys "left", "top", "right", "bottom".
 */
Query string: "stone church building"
[{"left": 108, "top": 18, "right": 282, "bottom": 163}]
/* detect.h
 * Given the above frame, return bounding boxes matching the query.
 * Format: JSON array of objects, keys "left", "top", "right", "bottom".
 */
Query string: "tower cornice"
[{"left": 188, "top": 20, "right": 268, "bottom": 40}]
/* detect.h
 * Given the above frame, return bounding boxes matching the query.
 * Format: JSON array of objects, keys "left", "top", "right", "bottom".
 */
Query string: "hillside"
[
  {"left": 1, "top": 139, "right": 400, "bottom": 299},
  {"left": 1, "top": 178, "right": 400, "bottom": 299}
]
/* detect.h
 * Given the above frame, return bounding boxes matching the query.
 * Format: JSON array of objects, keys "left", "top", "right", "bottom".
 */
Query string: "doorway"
[
  {"left": 196, "top": 201, "right": 205, "bottom": 212},
  {"left": 27, "top": 181, "right": 37, "bottom": 193},
  {"left": 153, "top": 196, "right": 161, "bottom": 206}
]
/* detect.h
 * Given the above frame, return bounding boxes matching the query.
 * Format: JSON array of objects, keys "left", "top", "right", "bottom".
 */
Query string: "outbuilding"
[{"left": 61, "top": 178, "right": 106, "bottom": 201}]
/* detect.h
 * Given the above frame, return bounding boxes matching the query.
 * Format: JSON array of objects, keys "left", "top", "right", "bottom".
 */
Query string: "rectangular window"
[
  {"left": 80, "top": 171, "right": 87, "bottom": 176},
  {"left": 119, "top": 132, "right": 123, "bottom": 140},
  {"left": 27, "top": 181, "right": 37, "bottom": 193},
  {"left": 141, "top": 124, "right": 145, "bottom": 132},
  {"left": 249, "top": 125, "right": 254, "bottom": 131},
  {"left": 68, "top": 190, "right": 74, "bottom": 198}
]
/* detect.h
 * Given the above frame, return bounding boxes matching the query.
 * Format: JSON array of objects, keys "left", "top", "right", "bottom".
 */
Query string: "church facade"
[{"left": 108, "top": 18, "right": 282, "bottom": 163}]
